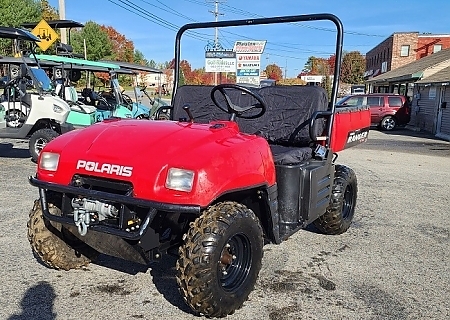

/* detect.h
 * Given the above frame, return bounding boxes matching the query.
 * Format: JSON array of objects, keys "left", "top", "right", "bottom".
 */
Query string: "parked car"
[{"left": 336, "top": 93, "right": 410, "bottom": 130}]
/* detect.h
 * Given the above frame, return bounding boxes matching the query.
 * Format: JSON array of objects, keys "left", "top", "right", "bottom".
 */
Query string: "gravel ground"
[{"left": 0, "top": 129, "right": 449, "bottom": 320}]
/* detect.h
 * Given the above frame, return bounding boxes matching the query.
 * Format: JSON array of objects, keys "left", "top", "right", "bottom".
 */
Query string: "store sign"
[
  {"left": 236, "top": 54, "right": 261, "bottom": 84},
  {"left": 236, "top": 69, "right": 260, "bottom": 77},
  {"left": 233, "top": 40, "right": 266, "bottom": 54},
  {"left": 205, "top": 50, "right": 236, "bottom": 72}
]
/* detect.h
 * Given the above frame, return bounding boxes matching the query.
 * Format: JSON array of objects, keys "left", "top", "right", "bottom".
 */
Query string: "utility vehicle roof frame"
[{"left": 172, "top": 13, "right": 343, "bottom": 148}]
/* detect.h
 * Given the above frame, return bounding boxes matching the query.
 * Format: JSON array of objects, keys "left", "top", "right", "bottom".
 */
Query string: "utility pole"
[
  {"left": 58, "top": 0, "right": 67, "bottom": 44},
  {"left": 208, "top": 0, "right": 224, "bottom": 85},
  {"left": 285, "top": 59, "right": 288, "bottom": 79}
]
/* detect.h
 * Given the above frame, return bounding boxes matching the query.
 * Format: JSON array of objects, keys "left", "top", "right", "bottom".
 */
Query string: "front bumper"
[{"left": 29, "top": 176, "right": 201, "bottom": 241}]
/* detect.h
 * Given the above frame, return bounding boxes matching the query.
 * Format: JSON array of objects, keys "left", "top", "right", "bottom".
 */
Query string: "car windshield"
[
  {"left": 336, "top": 97, "right": 349, "bottom": 105},
  {"left": 29, "top": 67, "right": 53, "bottom": 92}
]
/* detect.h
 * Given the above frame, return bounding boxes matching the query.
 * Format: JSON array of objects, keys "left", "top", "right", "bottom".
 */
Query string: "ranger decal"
[
  {"left": 76, "top": 160, "right": 133, "bottom": 177},
  {"left": 345, "top": 127, "right": 370, "bottom": 148}
]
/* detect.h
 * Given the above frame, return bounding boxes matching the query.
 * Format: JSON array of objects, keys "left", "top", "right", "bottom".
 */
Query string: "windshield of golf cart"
[
  {"left": 29, "top": 67, "right": 53, "bottom": 92},
  {"left": 111, "top": 78, "right": 124, "bottom": 104}
]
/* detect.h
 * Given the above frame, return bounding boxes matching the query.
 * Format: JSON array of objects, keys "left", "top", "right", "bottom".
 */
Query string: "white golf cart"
[{"left": 0, "top": 26, "right": 71, "bottom": 162}]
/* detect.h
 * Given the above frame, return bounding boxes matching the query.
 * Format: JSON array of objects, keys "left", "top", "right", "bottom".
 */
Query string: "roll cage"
[{"left": 171, "top": 13, "right": 344, "bottom": 148}]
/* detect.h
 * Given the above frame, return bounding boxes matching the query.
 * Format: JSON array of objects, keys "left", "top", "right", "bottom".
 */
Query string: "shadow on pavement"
[
  {"left": 8, "top": 281, "right": 56, "bottom": 320},
  {"left": 0, "top": 142, "right": 30, "bottom": 159},
  {"left": 94, "top": 253, "right": 195, "bottom": 315},
  {"left": 150, "top": 255, "right": 197, "bottom": 316},
  {"left": 379, "top": 127, "right": 448, "bottom": 142}
]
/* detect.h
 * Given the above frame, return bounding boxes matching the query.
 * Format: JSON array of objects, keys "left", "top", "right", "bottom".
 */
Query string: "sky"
[{"left": 47, "top": 0, "right": 450, "bottom": 77}]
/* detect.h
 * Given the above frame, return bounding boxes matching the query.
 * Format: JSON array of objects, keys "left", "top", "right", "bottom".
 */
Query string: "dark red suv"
[{"left": 337, "top": 93, "right": 410, "bottom": 130}]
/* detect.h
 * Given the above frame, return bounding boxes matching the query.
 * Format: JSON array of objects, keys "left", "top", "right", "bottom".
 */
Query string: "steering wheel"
[
  {"left": 3, "top": 77, "right": 26, "bottom": 98},
  {"left": 210, "top": 84, "right": 267, "bottom": 120},
  {"left": 122, "top": 93, "right": 133, "bottom": 105}
]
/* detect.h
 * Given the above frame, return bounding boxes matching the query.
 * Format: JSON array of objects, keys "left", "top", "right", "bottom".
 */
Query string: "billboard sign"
[
  {"left": 236, "top": 52, "right": 262, "bottom": 85},
  {"left": 233, "top": 40, "right": 266, "bottom": 54},
  {"left": 205, "top": 50, "right": 236, "bottom": 72}
]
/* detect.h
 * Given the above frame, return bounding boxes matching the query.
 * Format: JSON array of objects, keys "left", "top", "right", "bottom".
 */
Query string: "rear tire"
[
  {"left": 176, "top": 201, "right": 263, "bottom": 317},
  {"left": 380, "top": 116, "right": 397, "bottom": 131},
  {"left": 5, "top": 110, "right": 26, "bottom": 128},
  {"left": 27, "top": 199, "right": 98, "bottom": 270},
  {"left": 29, "top": 128, "right": 59, "bottom": 162},
  {"left": 314, "top": 165, "right": 357, "bottom": 235}
]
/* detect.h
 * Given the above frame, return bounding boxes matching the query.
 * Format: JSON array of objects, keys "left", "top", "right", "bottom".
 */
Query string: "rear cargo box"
[{"left": 330, "top": 105, "right": 370, "bottom": 152}]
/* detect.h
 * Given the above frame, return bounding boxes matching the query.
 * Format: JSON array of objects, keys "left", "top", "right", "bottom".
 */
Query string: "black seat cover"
[{"left": 172, "top": 85, "right": 329, "bottom": 164}]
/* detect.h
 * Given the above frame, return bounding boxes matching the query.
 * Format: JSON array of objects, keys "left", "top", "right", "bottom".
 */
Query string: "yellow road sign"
[{"left": 31, "top": 19, "right": 58, "bottom": 51}]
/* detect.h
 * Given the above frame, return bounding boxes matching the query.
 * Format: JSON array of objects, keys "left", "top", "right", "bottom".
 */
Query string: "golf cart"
[
  {"left": 0, "top": 27, "right": 71, "bottom": 162},
  {"left": 37, "top": 54, "right": 150, "bottom": 121},
  {"left": 100, "top": 60, "right": 168, "bottom": 119},
  {"left": 28, "top": 13, "right": 371, "bottom": 317},
  {"left": 36, "top": 54, "right": 129, "bottom": 127}
]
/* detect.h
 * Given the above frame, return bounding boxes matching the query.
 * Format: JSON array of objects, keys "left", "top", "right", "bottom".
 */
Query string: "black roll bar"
[{"left": 172, "top": 13, "right": 343, "bottom": 148}]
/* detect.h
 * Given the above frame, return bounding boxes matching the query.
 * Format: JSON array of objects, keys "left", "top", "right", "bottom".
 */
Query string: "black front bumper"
[{"left": 29, "top": 176, "right": 201, "bottom": 241}]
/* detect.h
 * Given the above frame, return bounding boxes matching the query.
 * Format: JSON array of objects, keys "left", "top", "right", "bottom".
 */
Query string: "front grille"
[{"left": 70, "top": 174, "right": 133, "bottom": 196}]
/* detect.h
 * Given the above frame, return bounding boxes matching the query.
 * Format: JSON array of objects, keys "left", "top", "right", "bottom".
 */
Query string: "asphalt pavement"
[{"left": 0, "top": 128, "right": 449, "bottom": 320}]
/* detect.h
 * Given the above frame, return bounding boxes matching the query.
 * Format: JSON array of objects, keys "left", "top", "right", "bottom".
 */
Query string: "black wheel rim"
[
  {"left": 342, "top": 184, "right": 354, "bottom": 219},
  {"left": 218, "top": 233, "right": 252, "bottom": 293}
]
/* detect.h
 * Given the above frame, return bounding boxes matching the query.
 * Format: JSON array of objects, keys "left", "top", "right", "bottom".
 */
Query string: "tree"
[
  {"left": 0, "top": 0, "right": 41, "bottom": 27},
  {"left": 341, "top": 51, "right": 366, "bottom": 84},
  {"left": 303, "top": 56, "right": 332, "bottom": 76},
  {"left": 101, "top": 26, "right": 134, "bottom": 62},
  {"left": 0, "top": 0, "right": 42, "bottom": 55},
  {"left": 265, "top": 63, "right": 283, "bottom": 81},
  {"left": 41, "top": 0, "right": 59, "bottom": 21},
  {"left": 71, "top": 21, "right": 113, "bottom": 61}
]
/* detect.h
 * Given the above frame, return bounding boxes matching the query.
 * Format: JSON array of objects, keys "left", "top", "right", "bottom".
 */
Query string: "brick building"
[{"left": 364, "top": 32, "right": 450, "bottom": 83}]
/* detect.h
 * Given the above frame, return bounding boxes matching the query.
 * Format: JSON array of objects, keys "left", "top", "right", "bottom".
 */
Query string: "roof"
[
  {"left": 21, "top": 20, "right": 84, "bottom": 29},
  {"left": 0, "top": 56, "right": 58, "bottom": 67},
  {"left": 415, "top": 65, "right": 450, "bottom": 84},
  {"left": 0, "top": 26, "right": 40, "bottom": 41},
  {"left": 367, "top": 48, "right": 450, "bottom": 84},
  {"left": 100, "top": 60, "right": 163, "bottom": 73},
  {"left": 36, "top": 54, "right": 120, "bottom": 70}
]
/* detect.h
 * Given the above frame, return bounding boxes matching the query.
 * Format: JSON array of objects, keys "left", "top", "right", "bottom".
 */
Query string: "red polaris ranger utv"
[{"left": 28, "top": 14, "right": 370, "bottom": 317}]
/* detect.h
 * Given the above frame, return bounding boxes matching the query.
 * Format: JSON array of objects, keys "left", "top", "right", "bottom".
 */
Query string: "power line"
[
  {"left": 106, "top": 0, "right": 211, "bottom": 42},
  {"left": 182, "top": 0, "right": 388, "bottom": 38}
]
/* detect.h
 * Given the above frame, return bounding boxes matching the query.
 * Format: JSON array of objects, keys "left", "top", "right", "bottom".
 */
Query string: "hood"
[{"left": 39, "top": 119, "right": 275, "bottom": 206}]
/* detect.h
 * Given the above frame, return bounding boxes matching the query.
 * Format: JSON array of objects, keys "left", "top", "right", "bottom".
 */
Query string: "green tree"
[
  {"left": 70, "top": 21, "right": 113, "bottom": 60},
  {"left": 147, "top": 59, "right": 157, "bottom": 68},
  {"left": 134, "top": 49, "right": 146, "bottom": 64},
  {"left": 0, "top": 0, "right": 41, "bottom": 27},
  {"left": 303, "top": 56, "right": 331, "bottom": 76},
  {"left": 341, "top": 51, "right": 366, "bottom": 84},
  {"left": 0, "top": 0, "right": 42, "bottom": 55}
]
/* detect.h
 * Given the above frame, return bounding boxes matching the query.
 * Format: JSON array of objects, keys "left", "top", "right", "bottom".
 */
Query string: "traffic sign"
[{"left": 31, "top": 19, "right": 58, "bottom": 51}]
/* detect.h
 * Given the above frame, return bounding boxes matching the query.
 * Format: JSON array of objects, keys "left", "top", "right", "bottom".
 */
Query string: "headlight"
[
  {"left": 53, "top": 104, "right": 63, "bottom": 113},
  {"left": 39, "top": 152, "right": 60, "bottom": 171},
  {"left": 165, "top": 168, "right": 194, "bottom": 192}
]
